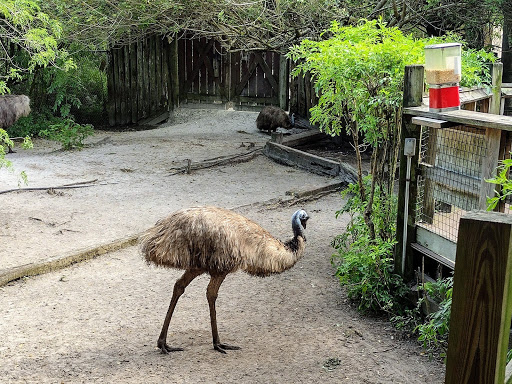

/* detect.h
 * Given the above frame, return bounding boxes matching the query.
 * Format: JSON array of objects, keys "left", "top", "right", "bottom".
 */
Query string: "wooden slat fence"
[
  {"left": 107, "top": 34, "right": 318, "bottom": 126},
  {"left": 107, "top": 36, "right": 175, "bottom": 126}
]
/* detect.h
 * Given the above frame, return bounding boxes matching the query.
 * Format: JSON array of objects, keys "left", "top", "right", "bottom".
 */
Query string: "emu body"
[
  {"left": 140, "top": 206, "right": 309, "bottom": 354},
  {"left": 256, "top": 105, "right": 294, "bottom": 133},
  {"left": 0, "top": 95, "right": 31, "bottom": 153},
  {"left": 0, "top": 95, "right": 30, "bottom": 128}
]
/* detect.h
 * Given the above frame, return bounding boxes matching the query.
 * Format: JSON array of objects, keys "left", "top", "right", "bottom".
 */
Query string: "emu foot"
[
  {"left": 157, "top": 340, "right": 184, "bottom": 354},
  {"left": 214, "top": 343, "right": 241, "bottom": 354}
]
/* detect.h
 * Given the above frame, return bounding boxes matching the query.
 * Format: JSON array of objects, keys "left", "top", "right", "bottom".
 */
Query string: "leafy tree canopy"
[{"left": 0, "top": 0, "right": 74, "bottom": 93}]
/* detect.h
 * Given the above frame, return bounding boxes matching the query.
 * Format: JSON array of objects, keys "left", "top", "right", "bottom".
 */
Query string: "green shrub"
[
  {"left": 415, "top": 277, "right": 453, "bottom": 359},
  {"left": 1, "top": 128, "right": 32, "bottom": 185},
  {"left": 40, "top": 118, "right": 94, "bottom": 150},
  {"left": 7, "top": 111, "right": 63, "bottom": 138},
  {"left": 332, "top": 178, "right": 409, "bottom": 315}
]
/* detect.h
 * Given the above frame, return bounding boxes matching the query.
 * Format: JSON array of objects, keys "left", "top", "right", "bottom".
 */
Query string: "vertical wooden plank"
[
  {"left": 445, "top": 211, "right": 512, "bottom": 384},
  {"left": 130, "top": 43, "right": 138, "bottom": 124},
  {"left": 191, "top": 38, "right": 199, "bottom": 97},
  {"left": 136, "top": 39, "right": 144, "bottom": 120},
  {"left": 170, "top": 35, "right": 180, "bottom": 107},
  {"left": 305, "top": 71, "right": 313, "bottom": 116},
  {"left": 155, "top": 36, "right": 162, "bottom": 112},
  {"left": 289, "top": 61, "right": 298, "bottom": 115},
  {"left": 114, "top": 48, "right": 122, "bottom": 125},
  {"left": 123, "top": 45, "right": 131, "bottom": 125},
  {"left": 272, "top": 51, "right": 280, "bottom": 100},
  {"left": 479, "top": 63, "right": 504, "bottom": 209},
  {"left": 177, "top": 36, "right": 186, "bottom": 101},
  {"left": 151, "top": 35, "right": 158, "bottom": 115},
  {"left": 279, "top": 55, "right": 289, "bottom": 110},
  {"left": 394, "top": 64, "right": 424, "bottom": 278},
  {"left": 490, "top": 63, "right": 503, "bottom": 115},
  {"left": 107, "top": 49, "right": 116, "bottom": 126},
  {"left": 197, "top": 38, "right": 206, "bottom": 97},
  {"left": 247, "top": 52, "right": 257, "bottom": 99},
  {"left": 297, "top": 73, "right": 306, "bottom": 116},
  {"left": 143, "top": 37, "right": 151, "bottom": 118},
  {"left": 119, "top": 47, "right": 127, "bottom": 125},
  {"left": 160, "top": 36, "right": 169, "bottom": 112}
]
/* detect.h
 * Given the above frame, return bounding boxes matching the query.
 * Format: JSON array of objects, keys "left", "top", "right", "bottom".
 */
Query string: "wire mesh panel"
[{"left": 417, "top": 125, "right": 487, "bottom": 241}]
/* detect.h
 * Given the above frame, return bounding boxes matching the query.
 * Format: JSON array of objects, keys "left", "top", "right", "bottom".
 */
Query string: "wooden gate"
[
  {"left": 230, "top": 51, "right": 281, "bottom": 107},
  {"left": 178, "top": 39, "right": 283, "bottom": 109},
  {"left": 178, "top": 37, "right": 229, "bottom": 104},
  {"left": 107, "top": 34, "right": 316, "bottom": 126}
]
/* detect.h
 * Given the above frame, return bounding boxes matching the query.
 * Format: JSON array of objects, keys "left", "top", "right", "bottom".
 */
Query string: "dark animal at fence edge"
[
  {"left": 139, "top": 206, "right": 309, "bottom": 354},
  {"left": 0, "top": 95, "right": 31, "bottom": 153},
  {"left": 256, "top": 105, "right": 295, "bottom": 133}
]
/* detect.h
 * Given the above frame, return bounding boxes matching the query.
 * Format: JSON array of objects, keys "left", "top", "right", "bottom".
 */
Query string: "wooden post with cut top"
[
  {"left": 445, "top": 211, "right": 512, "bottom": 384},
  {"left": 395, "top": 65, "right": 424, "bottom": 278}
]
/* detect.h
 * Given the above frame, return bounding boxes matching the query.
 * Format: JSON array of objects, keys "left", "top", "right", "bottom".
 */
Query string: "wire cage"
[{"left": 416, "top": 125, "right": 488, "bottom": 242}]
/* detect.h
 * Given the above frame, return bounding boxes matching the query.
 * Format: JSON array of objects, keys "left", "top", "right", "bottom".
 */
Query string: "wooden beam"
[
  {"left": 279, "top": 55, "right": 289, "bottom": 111},
  {"left": 395, "top": 65, "right": 424, "bottom": 278},
  {"left": 263, "top": 141, "right": 357, "bottom": 183},
  {"left": 410, "top": 242, "right": 455, "bottom": 269},
  {"left": 404, "top": 106, "right": 512, "bottom": 131},
  {"left": 411, "top": 116, "right": 457, "bottom": 129},
  {"left": 445, "top": 211, "right": 512, "bottom": 384},
  {"left": 281, "top": 129, "right": 324, "bottom": 147}
]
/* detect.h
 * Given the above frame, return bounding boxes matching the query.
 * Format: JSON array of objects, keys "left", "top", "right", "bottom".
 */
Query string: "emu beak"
[{"left": 301, "top": 216, "right": 309, "bottom": 229}]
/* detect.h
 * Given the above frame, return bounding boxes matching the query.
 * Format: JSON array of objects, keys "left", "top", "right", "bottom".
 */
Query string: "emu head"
[
  {"left": 290, "top": 113, "right": 295, "bottom": 128},
  {"left": 291, "top": 209, "right": 309, "bottom": 240}
]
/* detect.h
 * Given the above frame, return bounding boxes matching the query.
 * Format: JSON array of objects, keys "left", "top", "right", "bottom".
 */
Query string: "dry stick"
[
  {"left": 168, "top": 147, "right": 262, "bottom": 175},
  {"left": 0, "top": 181, "right": 116, "bottom": 195}
]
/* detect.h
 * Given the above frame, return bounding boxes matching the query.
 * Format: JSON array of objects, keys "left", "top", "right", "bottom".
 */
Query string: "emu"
[
  {"left": 0, "top": 95, "right": 31, "bottom": 153},
  {"left": 139, "top": 206, "right": 309, "bottom": 354},
  {"left": 256, "top": 105, "right": 295, "bottom": 133}
]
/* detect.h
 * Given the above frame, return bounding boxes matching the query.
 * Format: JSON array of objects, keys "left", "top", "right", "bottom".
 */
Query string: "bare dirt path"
[{"left": 0, "top": 108, "right": 445, "bottom": 383}]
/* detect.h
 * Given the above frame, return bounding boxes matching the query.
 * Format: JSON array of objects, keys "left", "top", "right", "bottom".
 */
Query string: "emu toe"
[
  {"left": 214, "top": 343, "right": 241, "bottom": 354},
  {"left": 158, "top": 341, "right": 184, "bottom": 354}
]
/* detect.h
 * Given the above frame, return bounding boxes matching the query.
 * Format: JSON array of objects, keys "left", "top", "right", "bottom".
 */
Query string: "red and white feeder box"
[
  {"left": 428, "top": 83, "right": 460, "bottom": 112},
  {"left": 424, "top": 42, "right": 462, "bottom": 112}
]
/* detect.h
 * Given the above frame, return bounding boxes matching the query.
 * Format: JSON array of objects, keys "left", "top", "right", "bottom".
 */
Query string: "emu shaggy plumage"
[
  {"left": 140, "top": 206, "right": 309, "bottom": 354},
  {"left": 0, "top": 95, "right": 30, "bottom": 128},
  {"left": 255, "top": 105, "right": 294, "bottom": 133}
]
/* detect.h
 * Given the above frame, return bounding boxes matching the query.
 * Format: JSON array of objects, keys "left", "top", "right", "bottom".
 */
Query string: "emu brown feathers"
[
  {"left": 0, "top": 95, "right": 30, "bottom": 128},
  {"left": 139, "top": 206, "right": 309, "bottom": 354}
]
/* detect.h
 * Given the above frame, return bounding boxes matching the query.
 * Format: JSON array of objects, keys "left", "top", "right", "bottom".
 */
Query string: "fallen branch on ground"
[
  {"left": 0, "top": 180, "right": 116, "bottom": 195},
  {"left": 168, "top": 147, "right": 262, "bottom": 175}
]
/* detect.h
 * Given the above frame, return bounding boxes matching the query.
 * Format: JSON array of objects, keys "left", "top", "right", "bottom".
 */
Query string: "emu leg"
[
  {"left": 157, "top": 269, "right": 202, "bottom": 354},
  {"left": 207, "top": 273, "right": 240, "bottom": 354}
]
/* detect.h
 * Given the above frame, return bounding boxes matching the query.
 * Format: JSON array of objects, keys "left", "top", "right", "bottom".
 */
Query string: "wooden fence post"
[
  {"left": 479, "top": 63, "right": 504, "bottom": 210},
  {"left": 169, "top": 35, "right": 180, "bottom": 108},
  {"left": 394, "top": 65, "right": 424, "bottom": 278},
  {"left": 445, "top": 211, "right": 512, "bottom": 384},
  {"left": 279, "top": 55, "right": 289, "bottom": 111}
]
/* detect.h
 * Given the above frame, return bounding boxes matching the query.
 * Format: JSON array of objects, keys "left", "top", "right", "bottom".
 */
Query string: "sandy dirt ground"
[{"left": 0, "top": 107, "right": 445, "bottom": 383}]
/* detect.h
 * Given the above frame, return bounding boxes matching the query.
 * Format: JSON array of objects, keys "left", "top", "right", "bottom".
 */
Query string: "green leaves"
[
  {"left": 486, "top": 158, "right": 512, "bottom": 211},
  {"left": 0, "top": 0, "right": 74, "bottom": 92},
  {"left": 40, "top": 118, "right": 93, "bottom": 150}
]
